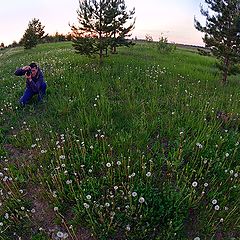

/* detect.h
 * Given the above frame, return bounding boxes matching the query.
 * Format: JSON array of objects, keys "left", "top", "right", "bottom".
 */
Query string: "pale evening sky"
[{"left": 0, "top": 0, "right": 206, "bottom": 46}]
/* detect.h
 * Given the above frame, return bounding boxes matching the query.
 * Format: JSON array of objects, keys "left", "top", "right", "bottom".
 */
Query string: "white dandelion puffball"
[
  {"left": 192, "top": 181, "right": 198, "bottom": 187},
  {"left": 86, "top": 195, "right": 91, "bottom": 200},
  {"left": 131, "top": 192, "right": 137, "bottom": 197},
  {"left": 106, "top": 162, "right": 111, "bottom": 168},
  {"left": 214, "top": 205, "right": 220, "bottom": 211},
  {"left": 212, "top": 199, "right": 217, "bottom": 205}
]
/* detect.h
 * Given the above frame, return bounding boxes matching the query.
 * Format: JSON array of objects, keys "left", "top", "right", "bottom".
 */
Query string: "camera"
[{"left": 25, "top": 69, "right": 32, "bottom": 77}]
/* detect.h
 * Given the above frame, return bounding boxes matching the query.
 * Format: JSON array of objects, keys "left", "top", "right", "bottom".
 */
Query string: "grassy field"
[{"left": 0, "top": 42, "right": 240, "bottom": 240}]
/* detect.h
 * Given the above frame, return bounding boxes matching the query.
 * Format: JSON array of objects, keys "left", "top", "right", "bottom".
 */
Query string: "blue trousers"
[{"left": 19, "top": 82, "right": 47, "bottom": 105}]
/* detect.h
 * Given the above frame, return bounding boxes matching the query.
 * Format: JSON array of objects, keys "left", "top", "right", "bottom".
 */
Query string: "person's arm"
[
  {"left": 14, "top": 66, "right": 30, "bottom": 76},
  {"left": 28, "top": 71, "right": 44, "bottom": 93}
]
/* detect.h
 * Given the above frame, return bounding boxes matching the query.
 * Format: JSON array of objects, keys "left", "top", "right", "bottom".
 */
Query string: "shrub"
[{"left": 157, "top": 36, "right": 176, "bottom": 54}]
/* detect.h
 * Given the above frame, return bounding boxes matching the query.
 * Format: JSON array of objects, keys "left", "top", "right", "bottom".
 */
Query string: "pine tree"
[
  {"left": 20, "top": 18, "right": 45, "bottom": 49},
  {"left": 71, "top": 0, "right": 111, "bottom": 64},
  {"left": 22, "top": 26, "right": 38, "bottom": 49},
  {"left": 195, "top": 0, "right": 240, "bottom": 85},
  {"left": 29, "top": 18, "right": 46, "bottom": 43},
  {"left": 107, "top": 0, "right": 135, "bottom": 54},
  {"left": 71, "top": 0, "right": 135, "bottom": 62}
]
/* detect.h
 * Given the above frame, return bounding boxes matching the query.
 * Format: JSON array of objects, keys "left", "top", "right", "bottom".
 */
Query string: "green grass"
[{"left": 0, "top": 41, "right": 240, "bottom": 239}]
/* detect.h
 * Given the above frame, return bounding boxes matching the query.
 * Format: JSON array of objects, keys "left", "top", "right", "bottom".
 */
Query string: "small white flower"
[
  {"left": 114, "top": 186, "right": 118, "bottom": 190},
  {"left": 126, "top": 224, "right": 131, "bottom": 231},
  {"left": 117, "top": 161, "right": 121, "bottom": 165},
  {"left": 4, "top": 213, "right": 9, "bottom": 219},
  {"left": 105, "top": 202, "right": 110, "bottom": 207},
  {"left": 225, "top": 153, "right": 229, "bottom": 157},
  {"left": 0, "top": 222, "right": 3, "bottom": 226},
  {"left": 234, "top": 173, "right": 238, "bottom": 177},
  {"left": 146, "top": 172, "right": 151, "bottom": 177},
  {"left": 192, "top": 181, "right": 198, "bottom": 187},
  {"left": 220, "top": 218, "right": 224, "bottom": 223},
  {"left": 139, "top": 197, "right": 145, "bottom": 204},
  {"left": 131, "top": 192, "right": 137, "bottom": 197},
  {"left": 54, "top": 207, "right": 59, "bottom": 211},
  {"left": 66, "top": 180, "right": 72, "bottom": 184},
  {"left": 196, "top": 143, "right": 203, "bottom": 149},
  {"left": 194, "top": 237, "right": 200, "bottom": 240},
  {"left": 83, "top": 203, "right": 90, "bottom": 209},
  {"left": 204, "top": 183, "right": 208, "bottom": 187},
  {"left": 31, "top": 208, "right": 36, "bottom": 213}
]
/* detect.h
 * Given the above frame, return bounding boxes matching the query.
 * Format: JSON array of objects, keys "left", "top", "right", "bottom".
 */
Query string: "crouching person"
[{"left": 15, "top": 62, "right": 47, "bottom": 105}]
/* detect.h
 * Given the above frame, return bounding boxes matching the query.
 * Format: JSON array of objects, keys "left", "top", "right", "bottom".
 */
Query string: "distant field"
[{"left": 0, "top": 42, "right": 239, "bottom": 240}]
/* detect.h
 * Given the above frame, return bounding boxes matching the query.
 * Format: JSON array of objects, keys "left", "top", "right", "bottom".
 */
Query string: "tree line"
[{"left": 1, "top": 0, "right": 240, "bottom": 84}]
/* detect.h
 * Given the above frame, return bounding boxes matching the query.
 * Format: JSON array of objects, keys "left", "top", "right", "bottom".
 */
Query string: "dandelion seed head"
[
  {"left": 196, "top": 143, "right": 203, "bottom": 149},
  {"left": 57, "top": 231, "right": 64, "bottom": 238},
  {"left": 139, "top": 197, "right": 145, "bottom": 204},
  {"left": 146, "top": 172, "right": 151, "bottom": 177},
  {"left": 83, "top": 203, "right": 90, "bottom": 209},
  {"left": 192, "top": 181, "right": 198, "bottom": 187},
  {"left": 212, "top": 199, "right": 217, "bottom": 205},
  {"left": 86, "top": 195, "right": 91, "bottom": 200},
  {"left": 126, "top": 224, "right": 130, "bottom": 231},
  {"left": 131, "top": 192, "right": 137, "bottom": 197},
  {"left": 106, "top": 163, "right": 111, "bottom": 168},
  {"left": 66, "top": 180, "right": 72, "bottom": 184},
  {"left": 214, "top": 205, "right": 220, "bottom": 210}
]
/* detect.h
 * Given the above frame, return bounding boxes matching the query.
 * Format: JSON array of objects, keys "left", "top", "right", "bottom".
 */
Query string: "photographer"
[{"left": 15, "top": 62, "right": 47, "bottom": 105}]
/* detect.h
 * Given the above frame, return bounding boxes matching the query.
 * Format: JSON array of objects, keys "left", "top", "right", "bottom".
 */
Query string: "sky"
[{"left": 0, "top": 0, "right": 206, "bottom": 46}]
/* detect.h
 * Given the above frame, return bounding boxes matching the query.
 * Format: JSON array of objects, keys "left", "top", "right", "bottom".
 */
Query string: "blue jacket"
[{"left": 15, "top": 67, "right": 45, "bottom": 93}]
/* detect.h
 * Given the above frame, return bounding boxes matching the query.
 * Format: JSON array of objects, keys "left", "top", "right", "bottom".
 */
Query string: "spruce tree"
[{"left": 195, "top": 0, "right": 240, "bottom": 85}]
